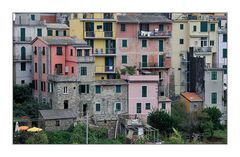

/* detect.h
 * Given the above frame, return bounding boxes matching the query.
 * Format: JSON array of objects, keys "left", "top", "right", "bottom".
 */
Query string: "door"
[
  {"left": 159, "top": 55, "right": 164, "bottom": 67},
  {"left": 20, "top": 28, "right": 25, "bottom": 41},
  {"left": 142, "top": 55, "right": 148, "bottom": 67},
  {"left": 83, "top": 104, "right": 88, "bottom": 116},
  {"left": 105, "top": 57, "right": 114, "bottom": 72}
]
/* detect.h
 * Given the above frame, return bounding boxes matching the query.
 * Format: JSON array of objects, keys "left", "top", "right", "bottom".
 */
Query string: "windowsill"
[{"left": 63, "top": 93, "right": 68, "bottom": 95}]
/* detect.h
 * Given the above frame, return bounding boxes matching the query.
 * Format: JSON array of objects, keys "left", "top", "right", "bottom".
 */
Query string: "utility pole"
[{"left": 86, "top": 111, "right": 88, "bottom": 144}]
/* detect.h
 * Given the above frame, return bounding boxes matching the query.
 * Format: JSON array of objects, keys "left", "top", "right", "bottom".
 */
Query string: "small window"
[
  {"left": 159, "top": 24, "right": 164, "bottom": 31},
  {"left": 116, "top": 85, "right": 121, "bottom": 93},
  {"left": 223, "top": 65, "right": 227, "bottom": 74},
  {"left": 96, "top": 85, "right": 101, "bottom": 94},
  {"left": 120, "top": 24, "right": 126, "bottom": 31},
  {"left": 63, "top": 87, "right": 68, "bottom": 94},
  {"left": 211, "top": 92, "right": 217, "bottom": 104},
  {"left": 85, "top": 49, "right": 90, "bottom": 56},
  {"left": 97, "top": 25, "right": 102, "bottom": 29},
  {"left": 136, "top": 103, "right": 141, "bottom": 113},
  {"left": 122, "top": 40, "right": 127, "bottom": 48},
  {"left": 34, "top": 47, "right": 37, "bottom": 55},
  {"left": 21, "top": 80, "right": 25, "bottom": 84},
  {"left": 200, "top": 21, "right": 208, "bottom": 32},
  {"left": 57, "top": 47, "right": 62, "bottom": 55},
  {"left": 162, "top": 102, "right": 166, "bottom": 109},
  {"left": 210, "top": 40, "right": 214, "bottom": 46},
  {"left": 43, "top": 63, "right": 45, "bottom": 74},
  {"left": 37, "top": 28, "right": 42, "bottom": 36},
  {"left": 31, "top": 14, "right": 35, "bottom": 21},
  {"left": 211, "top": 71, "right": 217, "bottom": 80},
  {"left": 56, "top": 120, "right": 60, "bottom": 126},
  {"left": 64, "top": 100, "right": 68, "bottom": 109},
  {"left": 56, "top": 30, "right": 59, "bottom": 36},
  {"left": 115, "top": 103, "right": 121, "bottom": 112},
  {"left": 145, "top": 103, "right": 151, "bottom": 110},
  {"left": 77, "top": 49, "right": 82, "bottom": 56},
  {"left": 159, "top": 40, "right": 164, "bottom": 52},
  {"left": 193, "top": 25, "right": 197, "bottom": 32},
  {"left": 210, "top": 24, "right": 215, "bottom": 31},
  {"left": 42, "top": 47, "right": 45, "bottom": 55},
  {"left": 35, "top": 63, "right": 37, "bottom": 73},
  {"left": 47, "top": 30, "right": 52, "bottom": 36},
  {"left": 70, "top": 49, "right": 73, "bottom": 56},
  {"left": 142, "top": 86, "right": 147, "bottom": 97},
  {"left": 96, "top": 103, "right": 101, "bottom": 112},
  {"left": 180, "top": 24, "right": 184, "bottom": 30},
  {"left": 223, "top": 34, "right": 227, "bottom": 42},
  {"left": 81, "top": 67, "right": 87, "bottom": 75},
  {"left": 122, "top": 55, "right": 127, "bottom": 64},
  {"left": 21, "top": 62, "right": 26, "bottom": 71},
  {"left": 79, "top": 85, "right": 89, "bottom": 94},
  {"left": 142, "top": 40, "right": 147, "bottom": 48},
  {"left": 179, "top": 39, "right": 184, "bottom": 44},
  {"left": 63, "top": 30, "right": 67, "bottom": 36},
  {"left": 72, "top": 67, "right": 74, "bottom": 73}
]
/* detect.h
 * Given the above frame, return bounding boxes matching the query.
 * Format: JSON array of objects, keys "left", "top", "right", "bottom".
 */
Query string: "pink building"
[
  {"left": 116, "top": 14, "right": 173, "bottom": 97},
  {"left": 31, "top": 36, "right": 93, "bottom": 103},
  {"left": 121, "top": 74, "right": 171, "bottom": 122}
]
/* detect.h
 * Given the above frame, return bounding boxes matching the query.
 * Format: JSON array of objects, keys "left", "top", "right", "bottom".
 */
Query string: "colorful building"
[
  {"left": 69, "top": 13, "right": 117, "bottom": 80},
  {"left": 180, "top": 92, "right": 203, "bottom": 113}
]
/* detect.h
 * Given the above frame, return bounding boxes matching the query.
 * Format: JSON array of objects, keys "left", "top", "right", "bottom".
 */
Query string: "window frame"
[
  {"left": 115, "top": 102, "right": 122, "bottom": 112},
  {"left": 211, "top": 71, "right": 217, "bottom": 80},
  {"left": 80, "top": 67, "right": 87, "bottom": 76},
  {"left": 211, "top": 92, "right": 217, "bottom": 104},
  {"left": 120, "top": 24, "right": 126, "bottom": 31},
  {"left": 63, "top": 86, "right": 68, "bottom": 94},
  {"left": 56, "top": 47, "right": 63, "bottom": 55},
  {"left": 95, "top": 103, "right": 101, "bottom": 112},
  {"left": 122, "top": 55, "right": 127, "bottom": 64},
  {"left": 21, "top": 62, "right": 26, "bottom": 71},
  {"left": 116, "top": 85, "right": 121, "bottom": 93},
  {"left": 95, "top": 85, "right": 101, "bottom": 94},
  {"left": 122, "top": 40, "right": 127, "bottom": 48},
  {"left": 142, "top": 86, "right": 147, "bottom": 97},
  {"left": 142, "top": 40, "right": 147, "bottom": 48},
  {"left": 145, "top": 103, "right": 151, "bottom": 110}
]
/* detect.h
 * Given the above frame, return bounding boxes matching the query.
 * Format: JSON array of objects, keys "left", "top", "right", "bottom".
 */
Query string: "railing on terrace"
[
  {"left": 139, "top": 62, "right": 164, "bottom": 69},
  {"left": 193, "top": 47, "right": 212, "bottom": 53},
  {"left": 13, "top": 55, "right": 32, "bottom": 61},
  {"left": 85, "top": 31, "right": 113, "bottom": 38},
  {"left": 77, "top": 56, "right": 95, "bottom": 62},
  {"left": 13, "top": 37, "right": 33, "bottom": 42},
  {"left": 94, "top": 48, "right": 116, "bottom": 55},
  {"left": 138, "top": 31, "right": 171, "bottom": 38},
  {"left": 95, "top": 65, "right": 115, "bottom": 73}
]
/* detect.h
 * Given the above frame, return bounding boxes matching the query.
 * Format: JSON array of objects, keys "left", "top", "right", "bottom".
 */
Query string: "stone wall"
[{"left": 43, "top": 118, "right": 75, "bottom": 131}]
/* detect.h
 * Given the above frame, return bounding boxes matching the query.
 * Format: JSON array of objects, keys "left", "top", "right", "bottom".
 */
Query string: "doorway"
[{"left": 83, "top": 104, "right": 88, "bottom": 116}]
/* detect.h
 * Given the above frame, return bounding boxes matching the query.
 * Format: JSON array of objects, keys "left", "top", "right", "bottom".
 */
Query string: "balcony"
[
  {"left": 83, "top": 13, "right": 94, "bottom": 19},
  {"left": 77, "top": 56, "right": 95, "bottom": 63},
  {"left": 13, "top": 55, "right": 32, "bottom": 62},
  {"left": 94, "top": 48, "right": 116, "bottom": 56},
  {"left": 47, "top": 74, "right": 77, "bottom": 82},
  {"left": 85, "top": 31, "right": 113, "bottom": 39},
  {"left": 13, "top": 37, "right": 33, "bottom": 43},
  {"left": 138, "top": 30, "right": 171, "bottom": 39},
  {"left": 193, "top": 47, "right": 212, "bottom": 55},
  {"left": 104, "top": 13, "right": 114, "bottom": 19},
  {"left": 95, "top": 65, "right": 115, "bottom": 73},
  {"left": 139, "top": 62, "right": 167, "bottom": 69}
]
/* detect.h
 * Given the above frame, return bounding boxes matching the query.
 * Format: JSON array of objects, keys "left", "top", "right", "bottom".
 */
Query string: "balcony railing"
[
  {"left": 138, "top": 30, "right": 171, "bottom": 38},
  {"left": 13, "top": 37, "right": 33, "bottom": 43},
  {"left": 83, "top": 13, "right": 94, "bottom": 19},
  {"left": 13, "top": 55, "right": 32, "bottom": 61},
  {"left": 94, "top": 48, "right": 116, "bottom": 56},
  {"left": 95, "top": 65, "right": 115, "bottom": 73},
  {"left": 77, "top": 56, "right": 95, "bottom": 62},
  {"left": 47, "top": 74, "right": 77, "bottom": 82},
  {"left": 85, "top": 31, "right": 113, "bottom": 38},
  {"left": 104, "top": 13, "right": 114, "bottom": 19},
  {"left": 139, "top": 62, "right": 165, "bottom": 69},
  {"left": 193, "top": 47, "right": 212, "bottom": 54}
]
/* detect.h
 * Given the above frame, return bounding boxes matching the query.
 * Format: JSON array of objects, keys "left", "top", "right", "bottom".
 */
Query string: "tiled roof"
[
  {"left": 117, "top": 15, "right": 138, "bottom": 23},
  {"left": 39, "top": 109, "right": 77, "bottom": 120},
  {"left": 181, "top": 92, "right": 203, "bottom": 102},
  {"left": 94, "top": 79, "right": 127, "bottom": 85},
  {"left": 117, "top": 14, "right": 172, "bottom": 23},
  {"left": 46, "top": 23, "right": 69, "bottom": 29}
]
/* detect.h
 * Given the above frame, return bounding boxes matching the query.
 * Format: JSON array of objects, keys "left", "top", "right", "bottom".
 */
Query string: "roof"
[
  {"left": 31, "top": 36, "right": 89, "bottom": 47},
  {"left": 46, "top": 23, "right": 69, "bottom": 29},
  {"left": 94, "top": 79, "right": 127, "bottom": 85},
  {"left": 117, "top": 14, "right": 172, "bottom": 23},
  {"left": 181, "top": 92, "right": 203, "bottom": 102},
  {"left": 159, "top": 96, "right": 172, "bottom": 102},
  {"left": 39, "top": 109, "right": 77, "bottom": 120}
]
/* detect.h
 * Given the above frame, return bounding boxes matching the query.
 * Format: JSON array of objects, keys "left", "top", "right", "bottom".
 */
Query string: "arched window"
[{"left": 21, "top": 46, "right": 26, "bottom": 60}]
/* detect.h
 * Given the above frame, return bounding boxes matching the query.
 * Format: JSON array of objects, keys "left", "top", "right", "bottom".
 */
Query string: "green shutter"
[
  {"left": 20, "top": 28, "right": 25, "bottom": 41},
  {"left": 159, "top": 40, "right": 164, "bottom": 52},
  {"left": 223, "top": 49, "right": 227, "bottom": 58},
  {"left": 21, "top": 47, "right": 26, "bottom": 60},
  {"left": 48, "top": 30, "right": 53, "bottom": 36},
  {"left": 145, "top": 103, "right": 150, "bottom": 110},
  {"left": 211, "top": 71, "right": 217, "bottom": 80},
  {"left": 223, "top": 65, "right": 227, "bottom": 74},
  {"left": 142, "top": 40, "right": 147, "bottom": 47},
  {"left": 200, "top": 21, "right": 208, "bottom": 32},
  {"left": 116, "top": 103, "right": 121, "bottom": 111},
  {"left": 210, "top": 24, "right": 215, "bottom": 31},
  {"left": 122, "top": 40, "right": 127, "bottom": 47},
  {"left": 77, "top": 49, "right": 82, "bottom": 56},
  {"left": 31, "top": 15, "right": 35, "bottom": 21},
  {"left": 159, "top": 55, "right": 164, "bottom": 67},
  {"left": 21, "top": 62, "right": 26, "bottom": 71},
  {"left": 96, "top": 85, "right": 101, "bottom": 94},
  {"left": 96, "top": 103, "right": 101, "bottom": 112},
  {"left": 162, "top": 102, "right": 166, "bottom": 109},
  {"left": 37, "top": 28, "right": 42, "bottom": 36},
  {"left": 81, "top": 67, "right": 87, "bottom": 75},
  {"left": 116, "top": 85, "right": 121, "bottom": 93},
  {"left": 85, "top": 49, "right": 89, "bottom": 56},
  {"left": 211, "top": 93, "right": 217, "bottom": 104},
  {"left": 57, "top": 47, "right": 62, "bottom": 55},
  {"left": 142, "top": 55, "right": 148, "bottom": 67},
  {"left": 87, "top": 85, "right": 89, "bottom": 93},
  {"left": 159, "top": 24, "right": 164, "bottom": 31},
  {"left": 223, "top": 34, "right": 227, "bottom": 42},
  {"left": 142, "top": 86, "right": 147, "bottom": 97},
  {"left": 136, "top": 103, "right": 141, "bottom": 113},
  {"left": 122, "top": 55, "right": 127, "bottom": 64}
]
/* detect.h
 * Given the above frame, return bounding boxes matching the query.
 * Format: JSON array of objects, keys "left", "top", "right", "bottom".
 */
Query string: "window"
[
  {"left": 180, "top": 24, "right": 184, "bottom": 30},
  {"left": 55, "top": 64, "right": 62, "bottom": 74},
  {"left": 116, "top": 85, "right": 121, "bottom": 93},
  {"left": 145, "top": 103, "right": 151, "bottom": 110},
  {"left": 122, "top": 40, "right": 127, "bottom": 48},
  {"left": 72, "top": 67, "right": 74, "bottom": 73},
  {"left": 193, "top": 25, "right": 197, "bottom": 32},
  {"left": 37, "top": 28, "right": 42, "bottom": 36},
  {"left": 41, "top": 81, "right": 43, "bottom": 91},
  {"left": 96, "top": 85, "right": 101, "bottom": 94},
  {"left": 159, "top": 40, "right": 164, "bottom": 52},
  {"left": 223, "top": 49, "right": 227, "bottom": 58},
  {"left": 42, "top": 47, "right": 45, "bottom": 55},
  {"left": 179, "top": 39, "right": 184, "bottom": 44},
  {"left": 85, "top": 49, "right": 90, "bottom": 56},
  {"left": 35, "top": 63, "right": 37, "bottom": 72},
  {"left": 43, "top": 63, "right": 45, "bottom": 74},
  {"left": 162, "top": 102, "right": 166, "bottom": 109},
  {"left": 201, "top": 37, "right": 208, "bottom": 47},
  {"left": 223, "top": 34, "right": 227, "bottom": 42},
  {"left": 63, "top": 87, "right": 68, "bottom": 94},
  {"left": 47, "top": 30, "right": 52, "bottom": 36},
  {"left": 34, "top": 47, "right": 37, "bottom": 55},
  {"left": 142, "top": 86, "right": 147, "bottom": 97},
  {"left": 77, "top": 49, "right": 82, "bottom": 56},
  {"left": 70, "top": 49, "right": 73, "bottom": 56},
  {"left": 159, "top": 55, "right": 164, "bottom": 67},
  {"left": 142, "top": 40, "right": 147, "bottom": 48},
  {"left": 48, "top": 82, "right": 53, "bottom": 93},
  {"left": 96, "top": 103, "right": 101, "bottom": 112},
  {"left": 136, "top": 103, "right": 141, "bottom": 113},
  {"left": 31, "top": 14, "right": 35, "bottom": 21},
  {"left": 57, "top": 47, "right": 62, "bottom": 55},
  {"left": 56, "top": 120, "right": 60, "bottom": 126},
  {"left": 120, "top": 24, "right": 126, "bottom": 31},
  {"left": 56, "top": 30, "right": 59, "bottom": 36},
  {"left": 79, "top": 85, "right": 89, "bottom": 94},
  {"left": 210, "top": 40, "right": 214, "bottom": 46},
  {"left": 81, "top": 67, "right": 87, "bottom": 75},
  {"left": 223, "top": 65, "right": 227, "bottom": 74},
  {"left": 97, "top": 25, "right": 102, "bottom": 29},
  {"left": 159, "top": 24, "right": 164, "bottom": 31},
  {"left": 122, "top": 55, "right": 127, "bottom": 64},
  {"left": 211, "top": 92, "right": 217, "bottom": 104},
  {"left": 21, "top": 62, "right": 26, "bottom": 71},
  {"left": 34, "top": 80, "right": 38, "bottom": 90},
  {"left": 211, "top": 71, "right": 217, "bottom": 80},
  {"left": 115, "top": 103, "right": 121, "bottom": 112},
  {"left": 63, "top": 30, "right": 67, "bottom": 36},
  {"left": 210, "top": 24, "right": 215, "bottom": 31},
  {"left": 21, "top": 46, "right": 26, "bottom": 60},
  {"left": 200, "top": 21, "right": 208, "bottom": 32},
  {"left": 64, "top": 100, "right": 68, "bottom": 109},
  {"left": 20, "top": 28, "right": 25, "bottom": 41},
  {"left": 21, "top": 80, "right": 25, "bottom": 84}
]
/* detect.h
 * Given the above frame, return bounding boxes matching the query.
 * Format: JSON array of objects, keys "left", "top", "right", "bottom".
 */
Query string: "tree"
[
  {"left": 120, "top": 66, "right": 136, "bottom": 75},
  {"left": 13, "top": 85, "right": 32, "bottom": 103},
  {"left": 147, "top": 110, "right": 174, "bottom": 136},
  {"left": 165, "top": 128, "right": 184, "bottom": 144},
  {"left": 25, "top": 132, "right": 49, "bottom": 144},
  {"left": 202, "top": 107, "right": 222, "bottom": 129}
]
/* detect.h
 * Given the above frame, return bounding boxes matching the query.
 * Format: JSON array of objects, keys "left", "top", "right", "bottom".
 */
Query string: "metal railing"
[
  {"left": 95, "top": 65, "right": 115, "bottom": 73},
  {"left": 13, "top": 55, "right": 32, "bottom": 61},
  {"left": 77, "top": 56, "right": 95, "bottom": 62},
  {"left": 139, "top": 62, "right": 164, "bottom": 69},
  {"left": 85, "top": 31, "right": 113, "bottom": 38},
  {"left": 138, "top": 31, "right": 171, "bottom": 38},
  {"left": 193, "top": 47, "right": 212, "bottom": 53},
  {"left": 13, "top": 37, "right": 33, "bottom": 42},
  {"left": 94, "top": 48, "right": 116, "bottom": 55}
]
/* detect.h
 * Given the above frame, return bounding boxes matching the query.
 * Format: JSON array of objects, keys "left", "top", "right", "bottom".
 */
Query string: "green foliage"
[
  {"left": 13, "top": 85, "right": 32, "bottom": 103},
  {"left": 202, "top": 107, "right": 223, "bottom": 129},
  {"left": 46, "top": 131, "right": 71, "bottom": 144},
  {"left": 147, "top": 110, "right": 174, "bottom": 136},
  {"left": 165, "top": 128, "right": 184, "bottom": 144},
  {"left": 135, "top": 138, "right": 146, "bottom": 144},
  {"left": 13, "top": 132, "right": 31, "bottom": 144},
  {"left": 25, "top": 132, "right": 49, "bottom": 144},
  {"left": 120, "top": 66, "right": 136, "bottom": 75}
]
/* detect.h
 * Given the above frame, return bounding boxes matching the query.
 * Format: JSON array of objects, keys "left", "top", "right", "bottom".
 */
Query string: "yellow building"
[
  {"left": 171, "top": 13, "right": 218, "bottom": 95},
  {"left": 70, "top": 13, "right": 117, "bottom": 80}
]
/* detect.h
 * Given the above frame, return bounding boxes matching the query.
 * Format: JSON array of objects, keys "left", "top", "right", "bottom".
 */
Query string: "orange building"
[{"left": 180, "top": 92, "right": 203, "bottom": 113}]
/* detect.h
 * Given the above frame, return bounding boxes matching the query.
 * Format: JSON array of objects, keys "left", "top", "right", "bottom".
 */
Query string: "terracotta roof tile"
[{"left": 181, "top": 92, "right": 203, "bottom": 102}]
